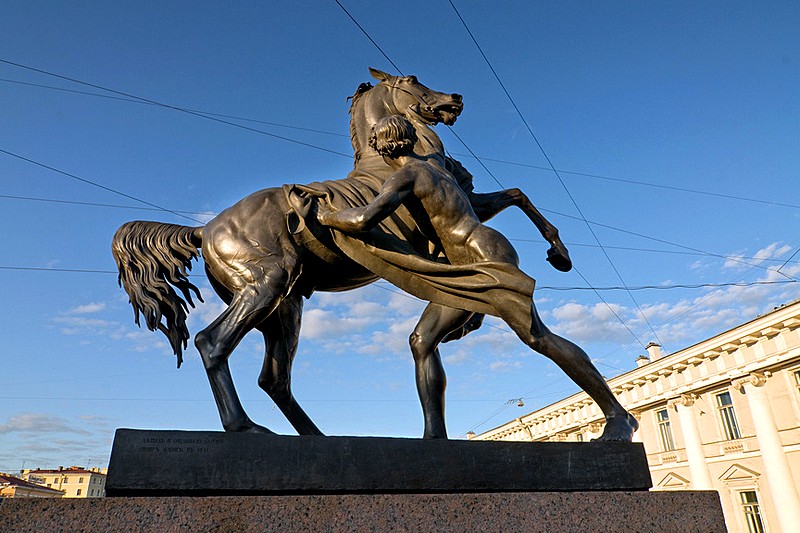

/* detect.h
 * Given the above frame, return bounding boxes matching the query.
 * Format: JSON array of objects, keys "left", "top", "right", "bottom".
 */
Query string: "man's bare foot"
[
  {"left": 546, "top": 242, "right": 572, "bottom": 272},
  {"left": 594, "top": 413, "right": 639, "bottom": 442}
]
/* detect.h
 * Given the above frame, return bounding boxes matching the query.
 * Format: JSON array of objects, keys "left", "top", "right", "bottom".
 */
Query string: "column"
[
  {"left": 668, "top": 394, "right": 713, "bottom": 489},
  {"left": 733, "top": 373, "right": 800, "bottom": 532},
  {"left": 630, "top": 410, "right": 643, "bottom": 443}
]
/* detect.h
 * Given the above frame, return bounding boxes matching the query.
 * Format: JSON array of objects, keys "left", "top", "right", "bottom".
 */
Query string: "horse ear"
[{"left": 369, "top": 67, "right": 392, "bottom": 82}]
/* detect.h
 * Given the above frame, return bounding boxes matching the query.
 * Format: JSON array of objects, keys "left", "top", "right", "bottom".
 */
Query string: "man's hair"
[{"left": 369, "top": 115, "right": 418, "bottom": 158}]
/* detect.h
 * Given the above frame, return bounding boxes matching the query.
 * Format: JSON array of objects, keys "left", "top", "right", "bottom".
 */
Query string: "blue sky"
[{"left": 1, "top": 1, "right": 799, "bottom": 472}]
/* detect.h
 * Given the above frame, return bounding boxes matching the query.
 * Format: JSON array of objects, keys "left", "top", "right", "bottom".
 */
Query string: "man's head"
[{"left": 369, "top": 115, "right": 418, "bottom": 159}]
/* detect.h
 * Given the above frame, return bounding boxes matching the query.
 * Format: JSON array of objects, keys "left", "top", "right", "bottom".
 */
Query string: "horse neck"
[
  {"left": 350, "top": 87, "right": 391, "bottom": 164},
  {"left": 409, "top": 117, "right": 446, "bottom": 161}
]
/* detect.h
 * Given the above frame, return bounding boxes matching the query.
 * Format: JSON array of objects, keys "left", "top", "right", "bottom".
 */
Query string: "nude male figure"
[{"left": 318, "top": 115, "right": 638, "bottom": 441}]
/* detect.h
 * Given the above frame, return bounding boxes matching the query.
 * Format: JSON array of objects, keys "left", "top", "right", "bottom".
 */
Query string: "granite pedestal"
[
  {"left": 0, "top": 429, "right": 728, "bottom": 531},
  {"left": 1, "top": 492, "right": 727, "bottom": 532}
]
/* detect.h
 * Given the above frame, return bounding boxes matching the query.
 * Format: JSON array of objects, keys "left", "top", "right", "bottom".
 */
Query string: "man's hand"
[{"left": 316, "top": 203, "right": 337, "bottom": 226}]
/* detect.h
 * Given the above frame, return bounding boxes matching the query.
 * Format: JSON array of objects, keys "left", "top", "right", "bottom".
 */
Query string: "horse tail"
[{"left": 112, "top": 221, "right": 204, "bottom": 368}]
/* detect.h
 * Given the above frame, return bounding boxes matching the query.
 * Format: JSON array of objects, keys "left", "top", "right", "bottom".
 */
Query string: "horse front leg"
[
  {"left": 409, "top": 303, "right": 475, "bottom": 439},
  {"left": 469, "top": 189, "right": 572, "bottom": 272}
]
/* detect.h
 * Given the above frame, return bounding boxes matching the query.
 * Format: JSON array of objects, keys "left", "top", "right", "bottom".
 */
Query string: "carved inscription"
[{"left": 139, "top": 435, "right": 223, "bottom": 455}]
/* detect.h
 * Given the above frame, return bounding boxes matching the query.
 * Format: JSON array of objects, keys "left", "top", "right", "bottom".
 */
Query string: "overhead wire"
[
  {"left": 2, "top": 192, "right": 796, "bottom": 269},
  {"left": 0, "top": 147, "right": 205, "bottom": 224},
  {"left": 452, "top": 153, "right": 800, "bottom": 211},
  {"left": 0, "top": 58, "right": 352, "bottom": 159},
  {"left": 446, "top": 0, "right": 660, "bottom": 348},
  {"left": 2, "top": 41, "right": 794, "bottom": 350},
  {"left": 6, "top": 73, "right": 795, "bottom": 213},
  {"left": 0, "top": 77, "right": 350, "bottom": 138}
]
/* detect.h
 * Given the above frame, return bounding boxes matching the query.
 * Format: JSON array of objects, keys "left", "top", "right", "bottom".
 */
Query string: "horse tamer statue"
[{"left": 112, "top": 68, "right": 638, "bottom": 441}]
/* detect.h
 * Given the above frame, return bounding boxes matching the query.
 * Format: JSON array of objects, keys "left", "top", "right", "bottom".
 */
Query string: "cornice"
[{"left": 476, "top": 300, "right": 800, "bottom": 441}]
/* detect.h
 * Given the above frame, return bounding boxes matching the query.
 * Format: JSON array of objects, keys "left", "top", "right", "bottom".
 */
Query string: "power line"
[
  {"left": 4, "top": 192, "right": 797, "bottom": 267},
  {"left": 5, "top": 74, "right": 792, "bottom": 212},
  {"left": 333, "top": 1, "right": 404, "bottom": 75},
  {"left": 0, "top": 193, "right": 213, "bottom": 216},
  {"left": 450, "top": 153, "right": 800, "bottom": 211},
  {"left": 0, "top": 58, "right": 352, "bottom": 159},
  {"left": 0, "top": 77, "right": 350, "bottom": 139},
  {"left": 2, "top": 264, "right": 791, "bottom": 293},
  {"left": 539, "top": 206, "right": 792, "bottom": 276},
  {"left": 0, "top": 266, "right": 116, "bottom": 274},
  {"left": 447, "top": 0, "right": 659, "bottom": 348},
  {"left": 0, "top": 148, "right": 205, "bottom": 224}
]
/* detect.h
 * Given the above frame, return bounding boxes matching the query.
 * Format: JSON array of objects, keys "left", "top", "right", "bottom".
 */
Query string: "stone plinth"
[
  {"left": 0, "top": 492, "right": 727, "bottom": 532},
  {"left": 106, "top": 429, "right": 652, "bottom": 495}
]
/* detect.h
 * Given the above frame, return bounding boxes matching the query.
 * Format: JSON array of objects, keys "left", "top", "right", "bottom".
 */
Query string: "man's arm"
[{"left": 318, "top": 170, "right": 415, "bottom": 233}]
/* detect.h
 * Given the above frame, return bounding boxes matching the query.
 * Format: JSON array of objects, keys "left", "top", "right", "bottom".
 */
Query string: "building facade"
[
  {"left": 0, "top": 474, "right": 63, "bottom": 498},
  {"left": 473, "top": 300, "right": 800, "bottom": 533},
  {"left": 22, "top": 466, "right": 107, "bottom": 498}
]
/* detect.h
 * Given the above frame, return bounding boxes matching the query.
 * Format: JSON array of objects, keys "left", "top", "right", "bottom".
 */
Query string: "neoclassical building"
[
  {"left": 473, "top": 299, "right": 800, "bottom": 533},
  {"left": 21, "top": 466, "right": 106, "bottom": 498}
]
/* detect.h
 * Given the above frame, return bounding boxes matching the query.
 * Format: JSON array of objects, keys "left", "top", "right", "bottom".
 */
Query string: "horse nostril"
[{"left": 452, "top": 93, "right": 462, "bottom": 102}]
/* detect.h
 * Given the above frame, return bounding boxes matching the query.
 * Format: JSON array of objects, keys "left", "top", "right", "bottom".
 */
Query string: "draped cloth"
[{"left": 283, "top": 172, "right": 535, "bottom": 318}]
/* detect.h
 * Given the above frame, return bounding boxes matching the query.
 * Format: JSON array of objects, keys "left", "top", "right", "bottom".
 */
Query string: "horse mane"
[{"left": 348, "top": 82, "right": 373, "bottom": 163}]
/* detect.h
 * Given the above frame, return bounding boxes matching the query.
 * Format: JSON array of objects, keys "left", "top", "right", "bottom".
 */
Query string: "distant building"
[
  {"left": 473, "top": 300, "right": 800, "bottom": 533},
  {"left": 22, "top": 466, "right": 107, "bottom": 498},
  {"left": 0, "top": 474, "right": 63, "bottom": 498}
]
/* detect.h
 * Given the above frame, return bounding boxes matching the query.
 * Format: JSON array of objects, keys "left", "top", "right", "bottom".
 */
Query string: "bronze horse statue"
[{"left": 113, "top": 68, "right": 634, "bottom": 440}]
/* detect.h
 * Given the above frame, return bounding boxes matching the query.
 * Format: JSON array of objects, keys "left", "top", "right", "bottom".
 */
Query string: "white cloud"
[
  {"left": 69, "top": 302, "right": 106, "bottom": 314},
  {"left": 549, "top": 302, "right": 631, "bottom": 344},
  {"left": 489, "top": 360, "right": 523, "bottom": 372},
  {"left": 0, "top": 414, "right": 90, "bottom": 435},
  {"left": 300, "top": 308, "right": 373, "bottom": 340},
  {"left": 723, "top": 242, "right": 793, "bottom": 271}
]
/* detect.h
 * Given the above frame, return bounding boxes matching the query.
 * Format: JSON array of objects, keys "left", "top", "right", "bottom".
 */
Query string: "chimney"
[
  {"left": 635, "top": 355, "right": 650, "bottom": 368},
  {"left": 646, "top": 342, "right": 662, "bottom": 361}
]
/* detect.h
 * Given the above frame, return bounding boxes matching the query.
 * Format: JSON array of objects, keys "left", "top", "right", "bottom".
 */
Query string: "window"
[
  {"left": 78, "top": 477, "right": 83, "bottom": 483},
  {"left": 740, "top": 490, "right": 766, "bottom": 533},
  {"left": 794, "top": 370, "right": 800, "bottom": 395},
  {"left": 716, "top": 391, "right": 742, "bottom": 440},
  {"left": 656, "top": 409, "right": 676, "bottom": 451},
  {"left": 76, "top": 489, "right": 82, "bottom": 496}
]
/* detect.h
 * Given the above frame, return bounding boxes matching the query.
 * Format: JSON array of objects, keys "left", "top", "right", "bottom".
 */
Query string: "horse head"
[
  {"left": 349, "top": 69, "right": 464, "bottom": 165},
  {"left": 368, "top": 68, "right": 463, "bottom": 127}
]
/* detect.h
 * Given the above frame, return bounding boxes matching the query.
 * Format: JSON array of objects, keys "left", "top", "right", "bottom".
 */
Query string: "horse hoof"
[
  {"left": 244, "top": 424, "right": 275, "bottom": 435},
  {"left": 546, "top": 246, "right": 572, "bottom": 272},
  {"left": 592, "top": 414, "right": 637, "bottom": 442}
]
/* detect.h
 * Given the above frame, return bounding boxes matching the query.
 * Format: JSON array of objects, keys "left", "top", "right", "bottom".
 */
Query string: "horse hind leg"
[
  {"left": 409, "top": 303, "right": 475, "bottom": 439},
  {"left": 194, "top": 267, "right": 291, "bottom": 433},
  {"left": 256, "top": 293, "right": 323, "bottom": 436}
]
